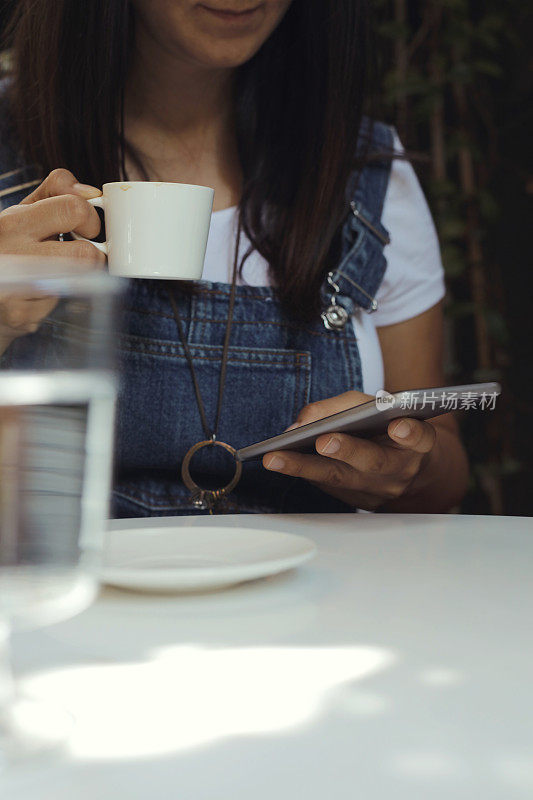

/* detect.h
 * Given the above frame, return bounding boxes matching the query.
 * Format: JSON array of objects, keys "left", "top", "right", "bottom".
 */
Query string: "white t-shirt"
[{"left": 202, "top": 132, "right": 445, "bottom": 394}]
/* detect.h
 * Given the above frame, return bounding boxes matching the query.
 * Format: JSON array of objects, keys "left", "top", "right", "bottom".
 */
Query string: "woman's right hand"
[{"left": 0, "top": 169, "right": 104, "bottom": 344}]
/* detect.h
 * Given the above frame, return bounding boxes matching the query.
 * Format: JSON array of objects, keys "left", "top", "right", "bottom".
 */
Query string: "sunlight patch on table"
[
  {"left": 418, "top": 668, "right": 466, "bottom": 687},
  {"left": 391, "top": 751, "right": 465, "bottom": 779},
  {"left": 331, "top": 688, "right": 390, "bottom": 716},
  {"left": 20, "top": 644, "right": 395, "bottom": 760},
  {"left": 494, "top": 754, "right": 533, "bottom": 790}
]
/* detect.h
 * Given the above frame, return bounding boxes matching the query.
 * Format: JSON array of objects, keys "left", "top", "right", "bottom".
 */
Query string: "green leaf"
[
  {"left": 473, "top": 59, "right": 503, "bottom": 78},
  {"left": 483, "top": 309, "right": 510, "bottom": 345},
  {"left": 441, "top": 244, "right": 467, "bottom": 277},
  {"left": 439, "top": 218, "right": 467, "bottom": 240},
  {"left": 428, "top": 179, "right": 457, "bottom": 200},
  {"left": 478, "top": 191, "right": 499, "bottom": 222},
  {"left": 375, "top": 21, "right": 410, "bottom": 40},
  {"left": 445, "top": 300, "right": 476, "bottom": 317}
]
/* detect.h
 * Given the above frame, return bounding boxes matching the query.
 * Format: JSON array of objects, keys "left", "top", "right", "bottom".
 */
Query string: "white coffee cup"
[{"left": 71, "top": 181, "right": 214, "bottom": 279}]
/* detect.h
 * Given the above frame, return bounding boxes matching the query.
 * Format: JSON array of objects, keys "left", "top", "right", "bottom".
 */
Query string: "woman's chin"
[{"left": 183, "top": 39, "right": 264, "bottom": 69}]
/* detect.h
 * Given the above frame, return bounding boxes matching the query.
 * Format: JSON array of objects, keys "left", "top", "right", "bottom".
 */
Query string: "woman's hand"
[
  {"left": 0, "top": 169, "right": 103, "bottom": 344},
  {"left": 262, "top": 390, "right": 437, "bottom": 510}
]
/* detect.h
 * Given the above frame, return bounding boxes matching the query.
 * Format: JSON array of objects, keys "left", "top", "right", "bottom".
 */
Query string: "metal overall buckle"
[{"left": 321, "top": 273, "right": 349, "bottom": 331}]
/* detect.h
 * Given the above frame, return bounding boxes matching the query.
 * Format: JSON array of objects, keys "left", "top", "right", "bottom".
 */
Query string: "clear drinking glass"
[{"left": 0, "top": 257, "right": 121, "bottom": 766}]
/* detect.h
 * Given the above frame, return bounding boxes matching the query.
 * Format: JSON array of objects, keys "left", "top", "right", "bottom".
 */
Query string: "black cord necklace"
[{"left": 166, "top": 221, "right": 243, "bottom": 513}]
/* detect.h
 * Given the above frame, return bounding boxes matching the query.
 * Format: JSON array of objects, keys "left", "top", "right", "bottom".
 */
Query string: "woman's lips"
[{"left": 197, "top": 4, "right": 263, "bottom": 23}]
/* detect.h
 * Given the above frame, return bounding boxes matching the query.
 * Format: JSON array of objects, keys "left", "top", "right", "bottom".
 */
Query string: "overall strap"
[{"left": 322, "top": 121, "right": 395, "bottom": 318}]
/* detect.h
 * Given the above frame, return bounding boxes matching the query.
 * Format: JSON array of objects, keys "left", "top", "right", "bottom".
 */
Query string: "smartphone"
[{"left": 236, "top": 382, "right": 501, "bottom": 462}]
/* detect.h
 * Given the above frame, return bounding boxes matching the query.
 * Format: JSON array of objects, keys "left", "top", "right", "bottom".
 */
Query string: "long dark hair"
[{"left": 4, "top": 0, "right": 376, "bottom": 322}]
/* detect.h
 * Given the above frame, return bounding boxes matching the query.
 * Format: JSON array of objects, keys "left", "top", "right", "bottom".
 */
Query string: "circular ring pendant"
[{"left": 181, "top": 439, "right": 243, "bottom": 510}]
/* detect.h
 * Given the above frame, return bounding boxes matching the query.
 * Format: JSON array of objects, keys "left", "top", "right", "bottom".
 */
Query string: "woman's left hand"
[{"left": 262, "top": 390, "right": 437, "bottom": 510}]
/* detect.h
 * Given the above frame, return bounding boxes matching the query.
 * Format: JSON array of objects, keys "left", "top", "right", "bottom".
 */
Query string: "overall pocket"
[{"left": 113, "top": 334, "right": 311, "bottom": 514}]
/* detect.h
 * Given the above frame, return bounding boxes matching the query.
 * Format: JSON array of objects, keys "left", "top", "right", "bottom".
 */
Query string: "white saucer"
[{"left": 101, "top": 524, "right": 317, "bottom": 593}]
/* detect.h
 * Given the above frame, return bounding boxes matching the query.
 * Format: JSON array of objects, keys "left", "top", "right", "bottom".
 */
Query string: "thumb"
[{"left": 388, "top": 418, "right": 436, "bottom": 453}]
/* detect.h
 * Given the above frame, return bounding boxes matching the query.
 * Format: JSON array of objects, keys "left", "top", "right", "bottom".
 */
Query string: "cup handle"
[{"left": 69, "top": 196, "right": 108, "bottom": 256}]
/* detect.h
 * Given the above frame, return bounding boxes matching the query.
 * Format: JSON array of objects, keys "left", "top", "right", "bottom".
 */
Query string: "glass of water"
[{"left": 0, "top": 256, "right": 120, "bottom": 764}]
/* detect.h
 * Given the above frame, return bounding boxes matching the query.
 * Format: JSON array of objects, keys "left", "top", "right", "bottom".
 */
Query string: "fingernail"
[
  {"left": 319, "top": 436, "right": 340, "bottom": 454},
  {"left": 265, "top": 456, "right": 285, "bottom": 470},
  {"left": 392, "top": 420, "right": 411, "bottom": 439},
  {"left": 284, "top": 423, "right": 299, "bottom": 432},
  {"left": 73, "top": 183, "right": 101, "bottom": 197}
]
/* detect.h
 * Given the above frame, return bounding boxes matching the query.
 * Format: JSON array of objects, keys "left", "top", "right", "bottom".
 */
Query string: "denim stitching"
[
  {"left": 293, "top": 355, "right": 301, "bottom": 422},
  {"left": 342, "top": 328, "right": 355, "bottom": 389},
  {"left": 114, "top": 489, "right": 271, "bottom": 515},
  {"left": 117, "top": 345, "right": 311, "bottom": 367},
  {"left": 122, "top": 308, "right": 332, "bottom": 338}
]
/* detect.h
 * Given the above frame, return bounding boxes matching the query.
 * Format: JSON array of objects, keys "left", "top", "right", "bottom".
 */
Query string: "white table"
[{"left": 6, "top": 513, "right": 533, "bottom": 799}]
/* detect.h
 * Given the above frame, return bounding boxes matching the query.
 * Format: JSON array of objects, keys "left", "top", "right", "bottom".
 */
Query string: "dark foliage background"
[
  {"left": 373, "top": 0, "right": 532, "bottom": 514},
  {"left": 0, "top": 0, "right": 531, "bottom": 514}
]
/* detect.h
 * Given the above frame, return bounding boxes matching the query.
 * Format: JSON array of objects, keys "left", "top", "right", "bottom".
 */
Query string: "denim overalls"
[{"left": 0, "top": 99, "right": 393, "bottom": 516}]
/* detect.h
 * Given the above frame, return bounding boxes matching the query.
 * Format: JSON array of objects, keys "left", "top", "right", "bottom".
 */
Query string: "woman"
[{"left": 0, "top": 0, "right": 468, "bottom": 516}]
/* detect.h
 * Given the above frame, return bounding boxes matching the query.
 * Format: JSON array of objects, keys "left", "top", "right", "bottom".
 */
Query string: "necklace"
[{"left": 166, "top": 221, "right": 242, "bottom": 514}]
